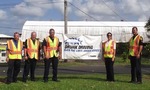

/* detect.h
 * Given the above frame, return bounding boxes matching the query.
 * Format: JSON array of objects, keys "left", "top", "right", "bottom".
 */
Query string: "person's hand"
[
  {"left": 9, "top": 50, "right": 12, "bottom": 54},
  {"left": 25, "top": 56, "right": 28, "bottom": 60},
  {"left": 136, "top": 54, "right": 140, "bottom": 59},
  {"left": 45, "top": 55, "right": 49, "bottom": 59},
  {"left": 6, "top": 57, "right": 9, "bottom": 63},
  {"left": 58, "top": 54, "right": 62, "bottom": 60},
  {"left": 112, "top": 57, "right": 115, "bottom": 61}
]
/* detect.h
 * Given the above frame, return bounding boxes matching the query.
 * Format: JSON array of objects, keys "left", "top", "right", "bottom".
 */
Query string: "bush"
[{"left": 121, "top": 52, "right": 128, "bottom": 62}]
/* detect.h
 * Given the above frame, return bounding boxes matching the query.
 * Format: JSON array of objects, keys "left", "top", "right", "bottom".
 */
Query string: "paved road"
[{"left": 0, "top": 63, "right": 150, "bottom": 77}]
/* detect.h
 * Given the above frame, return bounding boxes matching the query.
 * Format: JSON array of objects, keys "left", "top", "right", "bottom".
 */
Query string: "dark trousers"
[
  {"left": 7, "top": 60, "right": 21, "bottom": 82},
  {"left": 43, "top": 57, "right": 58, "bottom": 81},
  {"left": 23, "top": 58, "right": 37, "bottom": 81},
  {"left": 130, "top": 56, "right": 142, "bottom": 82},
  {"left": 105, "top": 58, "right": 114, "bottom": 81}
]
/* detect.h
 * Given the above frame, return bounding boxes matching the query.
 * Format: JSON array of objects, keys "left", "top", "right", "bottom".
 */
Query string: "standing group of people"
[
  {"left": 102, "top": 26, "right": 143, "bottom": 84},
  {"left": 6, "top": 28, "right": 62, "bottom": 84},
  {"left": 5, "top": 26, "right": 143, "bottom": 84}
]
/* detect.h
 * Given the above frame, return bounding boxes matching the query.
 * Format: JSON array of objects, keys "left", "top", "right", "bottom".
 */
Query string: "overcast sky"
[{"left": 0, "top": 0, "right": 150, "bottom": 35}]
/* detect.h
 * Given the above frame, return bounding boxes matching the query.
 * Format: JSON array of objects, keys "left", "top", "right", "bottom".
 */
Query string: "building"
[
  {"left": 21, "top": 21, "right": 149, "bottom": 43},
  {"left": 21, "top": 21, "right": 150, "bottom": 60},
  {"left": 0, "top": 34, "right": 13, "bottom": 63}
]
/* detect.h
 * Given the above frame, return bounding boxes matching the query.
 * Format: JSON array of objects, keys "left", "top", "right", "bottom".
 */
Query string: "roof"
[
  {"left": 22, "top": 21, "right": 149, "bottom": 43},
  {"left": 0, "top": 34, "right": 13, "bottom": 38},
  {"left": 24, "top": 21, "right": 146, "bottom": 27}
]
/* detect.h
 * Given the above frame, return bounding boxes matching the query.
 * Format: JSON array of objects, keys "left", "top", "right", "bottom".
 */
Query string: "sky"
[{"left": 0, "top": 0, "right": 150, "bottom": 36}]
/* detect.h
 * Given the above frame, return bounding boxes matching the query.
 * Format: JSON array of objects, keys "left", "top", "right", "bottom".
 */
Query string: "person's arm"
[
  {"left": 58, "top": 41, "right": 62, "bottom": 60},
  {"left": 112, "top": 41, "right": 116, "bottom": 61},
  {"left": 102, "top": 42, "right": 105, "bottom": 61},
  {"left": 138, "top": 45, "right": 143, "bottom": 55},
  {"left": 6, "top": 42, "right": 10, "bottom": 62},
  {"left": 43, "top": 39, "right": 49, "bottom": 59},
  {"left": 24, "top": 40, "right": 28, "bottom": 60},
  {"left": 137, "top": 36, "right": 143, "bottom": 58},
  {"left": 6, "top": 49, "right": 9, "bottom": 62},
  {"left": 38, "top": 40, "right": 41, "bottom": 60}
]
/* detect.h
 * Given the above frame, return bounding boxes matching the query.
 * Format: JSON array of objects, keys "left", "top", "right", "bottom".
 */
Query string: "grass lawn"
[{"left": 0, "top": 74, "right": 150, "bottom": 90}]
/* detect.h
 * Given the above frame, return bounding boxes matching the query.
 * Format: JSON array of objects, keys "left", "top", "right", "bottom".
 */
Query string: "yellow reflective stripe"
[
  {"left": 27, "top": 39, "right": 39, "bottom": 59},
  {"left": 129, "top": 35, "right": 140, "bottom": 56},
  {"left": 46, "top": 37, "right": 59, "bottom": 58},
  {"left": 104, "top": 40, "right": 114, "bottom": 58},
  {"left": 8, "top": 40, "right": 22, "bottom": 59}
]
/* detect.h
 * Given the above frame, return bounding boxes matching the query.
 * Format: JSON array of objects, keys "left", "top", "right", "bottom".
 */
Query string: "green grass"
[{"left": 0, "top": 74, "right": 150, "bottom": 90}]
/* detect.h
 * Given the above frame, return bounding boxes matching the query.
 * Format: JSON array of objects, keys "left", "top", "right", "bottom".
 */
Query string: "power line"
[
  {"left": 101, "top": 0, "right": 127, "bottom": 21},
  {"left": 136, "top": 0, "right": 147, "bottom": 19},
  {"left": 68, "top": 2, "right": 99, "bottom": 21}
]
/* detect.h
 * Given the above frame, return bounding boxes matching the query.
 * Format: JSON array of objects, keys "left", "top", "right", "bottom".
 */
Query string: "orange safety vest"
[
  {"left": 103, "top": 40, "right": 115, "bottom": 58},
  {"left": 45, "top": 36, "right": 59, "bottom": 58},
  {"left": 26, "top": 38, "right": 40, "bottom": 60},
  {"left": 7, "top": 39, "right": 23, "bottom": 60},
  {"left": 129, "top": 35, "right": 141, "bottom": 56}
]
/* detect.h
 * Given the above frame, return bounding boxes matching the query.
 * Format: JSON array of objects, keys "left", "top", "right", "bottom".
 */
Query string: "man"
[
  {"left": 43, "top": 28, "right": 62, "bottom": 82},
  {"left": 128, "top": 27, "right": 143, "bottom": 84},
  {"left": 102, "top": 32, "right": 116, "bottom": 82},
  {"left": 22, "top": 32, "right": 40, "bottom": 82},
  {"left": 6, "top": 32, "right": 23, "bottom": 84}
]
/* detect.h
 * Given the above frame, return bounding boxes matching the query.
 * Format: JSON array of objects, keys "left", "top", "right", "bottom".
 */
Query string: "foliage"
[
  {"left": 145, "top": 17, "right": 150, "bottom": 31},
  {"left": 116, "top": 43, "right": 128, "bottom": 55},
  {"left": 121, "top": 52, "right": 128, "bottom": 62},
  {"left": 142, "top": 43, "right": 150, "bottom": 58}
]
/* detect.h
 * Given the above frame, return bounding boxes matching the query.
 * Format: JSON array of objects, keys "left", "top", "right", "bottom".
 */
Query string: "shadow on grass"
[
  {"left": 0, "top": 75, "right": 132, "bottom": 84},
  {"left": 58, "top": 76, "right": 106, "bottom": 82}
]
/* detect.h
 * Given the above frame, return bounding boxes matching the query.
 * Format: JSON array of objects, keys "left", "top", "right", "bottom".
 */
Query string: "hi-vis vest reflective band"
[
  {"left": 27, "top": 38, "right": 39, "bottom": 60},
  {"left": 103, "top": 40, "right": 115, "bottom": 58},
  {"left": 7, "top": 39, "right": 23, "bottom": 60},
  {"left": 129, "top": 35, "right": 140, "bottom": 56},
  {"left": 46, "top": 36, "right": 59, "bottom": 58}
]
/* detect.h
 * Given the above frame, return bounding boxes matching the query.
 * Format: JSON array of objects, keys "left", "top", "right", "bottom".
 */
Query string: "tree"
[{"left": 145, "top": 18, "right": 150, "bottom": 31}]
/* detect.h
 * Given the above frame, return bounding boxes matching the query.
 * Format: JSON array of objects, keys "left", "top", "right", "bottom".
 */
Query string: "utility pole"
[
  {"left": 64, "top": 0, "right": 68, "bottom": 62},
  {"left": 64, "top": 0, "right": 68, "bottom": 34}
]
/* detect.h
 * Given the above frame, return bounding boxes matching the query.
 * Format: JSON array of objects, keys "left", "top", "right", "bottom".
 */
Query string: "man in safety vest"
[
  {"left": 128, "top": 27, "right": 143, "bottom": 84},
  {"left": 102, "top": 32, "right": 116, "bottom": 82},
  {"left": 6, "top": 32, "right": 23, "bottom": 84},
  {"left": 22, "top": 32, "right": 40, "bottom": 82},
  {"left": 43, "top": 28, "right": 62, "bottom": 83}
]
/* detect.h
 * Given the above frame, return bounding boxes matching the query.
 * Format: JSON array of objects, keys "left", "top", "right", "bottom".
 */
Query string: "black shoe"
[
  {"left": 52, "top": 79, "right": 60, "bottom": 82},
  {"left": 128, "top": 81, "right": 136, "bottom": 83},
  {"left": 31, "top": 79, "right": 35, "bottom": 81},
  {"left": 12, "top": 80, "right": 17, "bottom": 83},
  {"left": 137, "top": 81, "right": 142, "bottom": 84},
  {"left": 22, "top": 80, "right": 27, "bottom": 83},
  {"left": 44, "top": 79, "right": 48, "bottom": 83},
  {"left": 6, "top": 81, "right": 11, "bottom": 84},
  {"left": 110, "top": 80, "right": 115, "bottom": 82}
]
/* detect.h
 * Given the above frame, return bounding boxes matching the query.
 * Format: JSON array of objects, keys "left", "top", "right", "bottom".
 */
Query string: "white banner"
[{"left": 63, "top": 35, "right": 102, "bottom": 60}]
